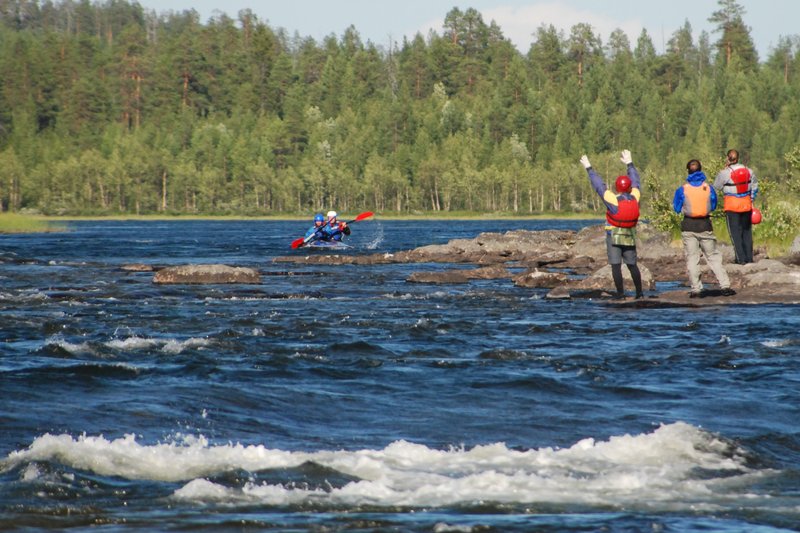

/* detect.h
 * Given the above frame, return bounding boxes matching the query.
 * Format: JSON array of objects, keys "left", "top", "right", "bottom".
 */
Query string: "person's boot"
[
  {"left": 611, "top": 264, "right": 624, "bottom": 298},
  {"left": 628, "top": 264, "right": 643, "bottom": 300}
]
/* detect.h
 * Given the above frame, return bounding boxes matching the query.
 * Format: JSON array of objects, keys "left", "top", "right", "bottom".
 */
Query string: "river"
[{"left": 1, "top": 219, "right": 799, "bottom": 531}]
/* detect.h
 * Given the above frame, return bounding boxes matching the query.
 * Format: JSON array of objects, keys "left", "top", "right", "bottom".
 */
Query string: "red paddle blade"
[
  {"left": 353, "top": 211, "right": 373, "bottom": 222},
  {"left": 290, "top": 237, "right": 305, "bottom": 249}
]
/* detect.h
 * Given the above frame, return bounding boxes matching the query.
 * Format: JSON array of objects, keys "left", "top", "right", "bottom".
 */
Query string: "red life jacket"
[
  {"left": 729, "top": 167, "right": 751, "bottom": 194},
  {"left": 721, "top": 166, "right": 753, "bottom": 212},
  {"left": 606, "top": 195, "right": 639, "bottom": 228}
]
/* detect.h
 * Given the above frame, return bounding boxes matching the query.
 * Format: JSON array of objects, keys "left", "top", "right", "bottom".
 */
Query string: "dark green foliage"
[{"left": 0, "top": 0, "right": 798, "bottom": 225}]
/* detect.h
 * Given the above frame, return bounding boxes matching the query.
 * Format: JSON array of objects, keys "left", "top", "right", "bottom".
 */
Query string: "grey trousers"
[{"left": 681, "top": 231, "right": 731, "bottom": 292}]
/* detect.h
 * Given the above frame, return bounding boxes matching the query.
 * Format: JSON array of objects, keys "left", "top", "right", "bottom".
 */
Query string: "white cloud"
[
  {"left": 407, "top": 16, "right": 446, "bottom": 42},
  {"left": 484, "top": 3, "right": 644, "bottom": 51},
  {"left": 411, "top": 3, "right": 648, "bottom": 52}
]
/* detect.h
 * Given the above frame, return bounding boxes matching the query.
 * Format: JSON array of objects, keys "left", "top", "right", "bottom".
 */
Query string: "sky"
[{"left": 133, "top": 0, "right": 797, "bottom": 59}]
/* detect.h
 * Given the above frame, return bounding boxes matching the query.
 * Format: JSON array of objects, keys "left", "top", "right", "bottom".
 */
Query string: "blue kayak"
[{"left": 303, "top": 240, "right": 351, "bottom": 250}]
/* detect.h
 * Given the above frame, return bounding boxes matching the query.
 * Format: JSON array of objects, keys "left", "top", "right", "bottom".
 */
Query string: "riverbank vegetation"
[
  {"left": 1, "top": 0, "right": 799, "bottom": 248},
  {"left": 0, "top": 213, "right": 59, "bottom": 233}
]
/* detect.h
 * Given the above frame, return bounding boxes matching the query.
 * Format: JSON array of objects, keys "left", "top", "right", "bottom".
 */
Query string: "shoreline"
[
  {"left": 25, "top": 212, "right": 604, "bottom": 222},
  {"left": 3, "top": 213, "right": 602, "bottom": 234}
]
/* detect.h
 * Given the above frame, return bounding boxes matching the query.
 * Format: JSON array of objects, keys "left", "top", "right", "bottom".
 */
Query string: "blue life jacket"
[
  {"left": 305, "top": 224, "right": 327, "bottom": 240},
  {"left": 322, "top": 223, "right": 344, "bottom": 241}
]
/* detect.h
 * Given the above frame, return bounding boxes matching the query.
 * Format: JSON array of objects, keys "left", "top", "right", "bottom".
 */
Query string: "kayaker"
[
  {"left": 673, "top": 159, "right": 735, "bottom": 298},
  {"left": 304, "top": 213, "right": 326, "bottom": 242},
  {"left": 322, "top": 211, "right": 351, "bottom": 242},
  {"left": 580, "top": 150, "right": 644, "bottom": 299}
]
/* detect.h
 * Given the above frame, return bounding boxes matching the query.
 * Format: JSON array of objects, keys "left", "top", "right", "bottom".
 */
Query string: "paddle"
[{"left": 290, "top": 211, "right": 374, "bottom": 249}]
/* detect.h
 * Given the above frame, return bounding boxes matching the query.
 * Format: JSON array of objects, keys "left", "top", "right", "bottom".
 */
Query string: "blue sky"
[{"left": 134, "top": 0, "right": 797, "bottom": 59}]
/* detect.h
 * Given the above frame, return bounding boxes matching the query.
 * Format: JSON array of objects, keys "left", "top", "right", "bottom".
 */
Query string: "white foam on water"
[
  {"left": 382, "top": 292, "right": 416, "bottom": 300},
  {"left": 0, "top": 290, "right": 49, "bottom": 302},
  {"left": 104, "top": 336, "right": 213, "bottom": 355},
  {"left": 45, "top": 336, "right": 94, "bottom": 356},
  {"left": 433, "top": 524, "right": 474, "bottom": 533},
  {"left": 3, "top": 433, "right": 297, "bottom": 482},
  {"left": 761, "top": 339, "right": 795, "bottom": 348},
  {"left": 106, "top": 337, "right": 161, "bottom": 350},
  {"left": 365, "top": 223, "right": 384, "bottom": 250},
  {"left": 21, "top": 463, "right": 42, "bottom": 482},
  {"left": 2, "top": 422, "right": 776, "bottom": 513},
  {"left": 161, "top": 337, "right": 212, "bottom": 354}
]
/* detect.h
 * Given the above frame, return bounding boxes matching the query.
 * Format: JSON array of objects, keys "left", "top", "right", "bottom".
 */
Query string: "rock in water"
[
  {"left": 153, "top": 264, "right": 261, "bottom": 284},
  {"left": 121, "top": 263, "right": 155, "bottom": 272}
]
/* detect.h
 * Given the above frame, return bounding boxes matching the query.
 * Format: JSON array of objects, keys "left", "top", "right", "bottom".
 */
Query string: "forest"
[{"left": 1, "top": 0, "right": 799, "bottom": 238}]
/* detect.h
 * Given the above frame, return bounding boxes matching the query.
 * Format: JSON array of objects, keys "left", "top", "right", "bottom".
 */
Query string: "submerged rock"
[
  {"left": 512, "top": 268, "right": 568, "bottom": 288},
  {"left": 153, "top": 264, "right": 261, "bottom": 284},
  {"left": 407, "top": 270, "right": 472, "bottom": 284},
  {"left": 407, "top": 265, "right": 511, "bottom": 284},
  {"left": 545, "top": 286, "right": 572, "bottom": 299},
  {"left": 121, "top": 263, "right": 155, "bottom": 272}
]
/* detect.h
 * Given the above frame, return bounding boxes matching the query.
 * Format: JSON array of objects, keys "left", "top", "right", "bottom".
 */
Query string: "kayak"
[
  {"left": 290, "top": 212, "right": 374, "bottom": 250},
  {"left": 303, "top": 240, "right": 352, "bottom": 250}
]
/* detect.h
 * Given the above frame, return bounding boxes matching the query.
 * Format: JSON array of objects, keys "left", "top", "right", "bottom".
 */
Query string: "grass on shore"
[
  {"left": 0, "top": 213, "right": 63, "bottom": 233},
  {"left": 1, "top": 210, "right": 601, "bottom": 235}
]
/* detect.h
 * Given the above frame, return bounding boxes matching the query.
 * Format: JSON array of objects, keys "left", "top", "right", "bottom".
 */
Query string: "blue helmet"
[{"left": 314, "top": 213, "right": 324, "bottom": 223}]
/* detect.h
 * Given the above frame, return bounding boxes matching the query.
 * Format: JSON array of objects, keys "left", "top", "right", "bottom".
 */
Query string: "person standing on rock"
[
  {"left": 713, "top": 149, "right": 758, "bottom": 264},
  {"left": 673, "top": 159, "right": 736, "bottom": 298},
  {"left": 580, "top": 150, "right": 644, "bottom": 299}
]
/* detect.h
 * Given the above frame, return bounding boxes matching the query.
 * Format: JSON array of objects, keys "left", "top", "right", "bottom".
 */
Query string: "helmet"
[
  {"left": 615, "top": 175, "right": 632, "bottom": 193},
  {"left": 326, "top": 210, "right": 337, "bottom": 219},
  {"left": 751, "top": 207, "right": 762, "bottom": 225},
  {"left": 314, "top": 214, "right": 324, "bottom": 223}
]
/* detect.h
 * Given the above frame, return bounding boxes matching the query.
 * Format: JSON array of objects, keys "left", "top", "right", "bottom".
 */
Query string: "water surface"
[{"left": 1, "top": 220, "right": 799, "bottom": 531}]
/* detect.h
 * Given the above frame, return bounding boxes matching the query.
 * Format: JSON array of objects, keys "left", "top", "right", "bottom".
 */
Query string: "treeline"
[{"left": 1, "top": 0, "right": 800, "bottom": 219}]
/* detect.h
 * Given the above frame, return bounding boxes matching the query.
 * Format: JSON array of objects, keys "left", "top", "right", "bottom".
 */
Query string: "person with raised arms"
[{"left": 580, "top": 150, "right": 644, "bottom": 300}]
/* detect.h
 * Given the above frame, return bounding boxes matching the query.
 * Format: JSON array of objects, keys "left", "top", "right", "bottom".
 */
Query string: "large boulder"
[
  {"left": 575, "top": 263, "right": 656, "bottom": 291},
  {"left": 735, "top": 259, "right": 800, "bottom": 288},
  {"left": 396, "top": 229, "right": 575, "bottom": 264},
  {"left": 474, "top": 229, "right": 574, "bottom": 257},
  {"left": 570, "top": 225, "right": 608, "bottom": 262},
  {"left": 153, "top": 264, "right": 261, "bottom": 284},
  {"left": 637, "top": 226, "right": 683, "bottom": 261},
  {"left": 790, "top": 235, "right": 800, "bottom": 256}
]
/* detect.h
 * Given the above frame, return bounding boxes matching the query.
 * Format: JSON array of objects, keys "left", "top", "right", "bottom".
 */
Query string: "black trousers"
[{"left": 725, "top": 211, "right": 753, "bottom": 264}]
